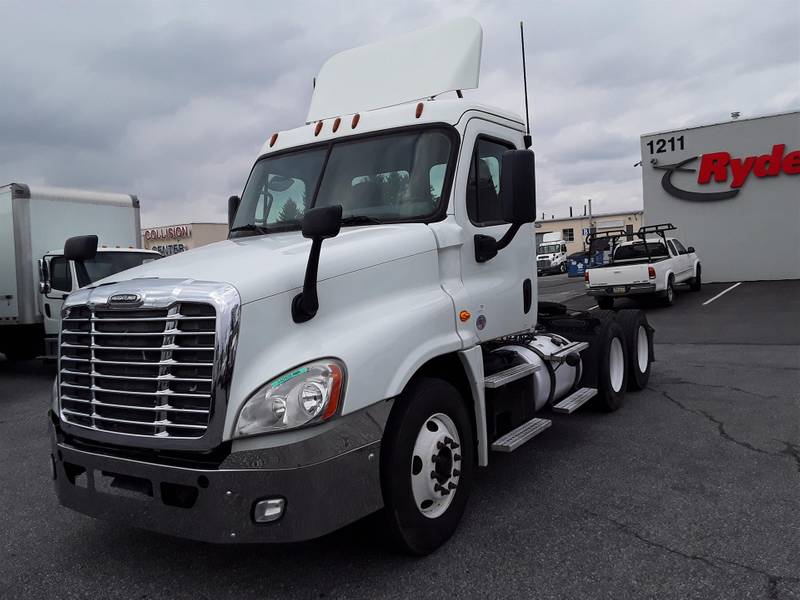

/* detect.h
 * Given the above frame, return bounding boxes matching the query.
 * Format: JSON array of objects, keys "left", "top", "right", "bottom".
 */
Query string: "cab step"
[
  {"left": 552, "top": 387, "right": 598, "bottom": 414},
  {"left": 491, "top": 418, "right": 552, "bottom": 452},
  {"left": 546, "top": 341, "right": 589, "bottom": 365},
  {"left": 484, "top": 362, "right": 540, "bottom": 389}
]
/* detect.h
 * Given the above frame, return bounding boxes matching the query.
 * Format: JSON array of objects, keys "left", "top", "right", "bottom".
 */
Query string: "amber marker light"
[
  {"left": 415, "top": 102, "right": 424, "bottom": 118},
  {"left": 459, "top": 310, "right": 471, "bottom": 322},
  {"left": 321, "top": 363, "right": 344, "bottom": 420},
  {"left": 332, "top": 117, "right": 341, "bottom": 132},
  {"left": 351, "top": 113, "right": 360, "bottom": 129},
  {"left": 269, "top": 132, "right": 278, "bottom": 147},
  {"left": 314, "top": 121, "right": 323, "bottom": 136}
]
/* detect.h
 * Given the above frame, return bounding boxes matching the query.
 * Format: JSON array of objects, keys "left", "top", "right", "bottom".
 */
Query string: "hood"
[{"left": 91, "top": 224, "right": 438, "bottom": 304}]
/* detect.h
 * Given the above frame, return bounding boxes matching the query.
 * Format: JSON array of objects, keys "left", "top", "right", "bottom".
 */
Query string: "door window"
[
  {"left": 672, "top": 239, "right": 687, "bottom": 255},
  {"left": 49, "top": 257, "right": 72, "bottom": 292},
  {"left": 466, "top": 138, "right": 514, "bottom": 226},
  {"left": 666, "top": 240, "right": 678, "bottom": 256}
]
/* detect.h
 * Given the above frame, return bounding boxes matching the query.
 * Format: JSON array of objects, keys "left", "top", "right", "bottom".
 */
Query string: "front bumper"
[
  {"left": 50, "top": 410, "right": 387, "bottom": 544},
  {"left": 586, "top": 283, "right": 657, "bottom": 297}
]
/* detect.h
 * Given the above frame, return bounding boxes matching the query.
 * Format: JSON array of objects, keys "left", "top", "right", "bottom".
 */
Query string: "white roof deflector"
[{"left": 307, "top": 18, "right": 483, "bottom": 122}]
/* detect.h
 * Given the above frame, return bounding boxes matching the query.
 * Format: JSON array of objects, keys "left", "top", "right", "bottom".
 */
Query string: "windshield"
[
  {"left": 613, "top": 242, "right": 668, "bottom": 261},
  {"left": 83, "top": 252, "right": 160, "bottom": 283},
  {"left": 538, "top": 244, "right": 561, "bottom": 254},
  {"left": 232, "top": 128, "right": 455, "bottom": 235}
]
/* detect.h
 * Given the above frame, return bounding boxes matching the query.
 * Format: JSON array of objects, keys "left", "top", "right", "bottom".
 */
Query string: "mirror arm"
[
  {"left": 292, "top": 238, "right": 323, "bottom": 323},
  {"left": 474, "top": 223, "right": 521, "bottom": 263}
]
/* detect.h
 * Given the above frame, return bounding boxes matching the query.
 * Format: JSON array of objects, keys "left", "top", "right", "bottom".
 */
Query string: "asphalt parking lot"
[{"left": 1, "top": 277, "right": 798, "bottom": 600}]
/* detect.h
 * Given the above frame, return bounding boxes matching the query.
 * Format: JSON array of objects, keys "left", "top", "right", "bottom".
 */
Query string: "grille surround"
[
  {"left": 57, "top": 280, "right": 240, "bottom": 451},
  {"left": 537, "top": 259, "right": 552, "bottom": 269}
]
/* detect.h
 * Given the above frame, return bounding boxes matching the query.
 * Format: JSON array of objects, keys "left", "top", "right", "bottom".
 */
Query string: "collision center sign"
[
  {"left": 655, "top": 143, "right": 799, "bottom": 201},
  {"left": 143, "top": 224, "right": 192, "bottom": 241}
]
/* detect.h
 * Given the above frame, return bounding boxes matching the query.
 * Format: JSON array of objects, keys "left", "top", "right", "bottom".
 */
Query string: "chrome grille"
[
  {"left": 537, "top": 259, "right": 551, "bottom": 269},
  {"left": 59, "top": 302, "right": 217, "bottom": 439}
]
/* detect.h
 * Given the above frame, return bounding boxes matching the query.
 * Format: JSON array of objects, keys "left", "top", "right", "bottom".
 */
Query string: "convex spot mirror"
[{"left": 500, "top": 149, "right": 536, "bottom": 225}]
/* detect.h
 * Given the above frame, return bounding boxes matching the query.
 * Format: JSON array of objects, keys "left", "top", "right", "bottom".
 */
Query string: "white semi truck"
[
  {"left": 537, "top": 231, "right": 568, "bottom": 275},
  {"left": 0, "top": 183, "right": 159, "bottom": 360},
  {"left": 48, "top": 19, "right": 654, "bottom": 554}
]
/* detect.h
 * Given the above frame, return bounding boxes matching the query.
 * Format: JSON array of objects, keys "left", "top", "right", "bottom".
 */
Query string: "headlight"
[{"left": 234, "top": 359, "right": 345, "bottom": 438}]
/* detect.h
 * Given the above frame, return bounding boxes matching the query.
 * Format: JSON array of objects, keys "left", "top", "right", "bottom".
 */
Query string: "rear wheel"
[
  {"left": 381, "top": 377, "right": 474, "bottom": 555},
  {"left": 595, "top": 320, "right": 628, "bottom": 411},
  {"left": 662, "top": 277, "right": 675, "bottom": 306},
  {"left": 614, "top": 309, "right": 653, "bottom": 390},
  {"left": 596, "top": 296, "right": 614, "bottom": 310},
  {"left": 690, "top": 265, "right": 702, "bottom": 292}
]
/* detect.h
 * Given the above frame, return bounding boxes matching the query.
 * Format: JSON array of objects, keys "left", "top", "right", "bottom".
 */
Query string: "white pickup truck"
[{"left": 585, "top": 224, "right": 701, "bottom": 309}]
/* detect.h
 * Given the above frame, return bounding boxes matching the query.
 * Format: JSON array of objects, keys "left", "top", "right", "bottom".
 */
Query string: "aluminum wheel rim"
[
  {"left": 636, "top": 325, "right": 649, "bottom": 373},
  {"left": 410, "top": 412, "right": 462, "bottom": 519},
  {"left": 609, "top": 337, "right": 625, "bottom": 392}
]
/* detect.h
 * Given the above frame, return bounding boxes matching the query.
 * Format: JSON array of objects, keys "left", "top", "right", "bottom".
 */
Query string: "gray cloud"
[{"left": 0, "top": 0, "right": 797, "bottom": 226}]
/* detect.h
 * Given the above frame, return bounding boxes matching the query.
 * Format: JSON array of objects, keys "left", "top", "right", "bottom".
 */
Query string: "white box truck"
[
  {"left": 0, "top": 183, "right": 159, "bottom": 360},
  {"left": 536, "top": 231, "right": 568, "bottom": 275},
  {"left": 48, "top": 19, "right": 654, "bottom": 554}
]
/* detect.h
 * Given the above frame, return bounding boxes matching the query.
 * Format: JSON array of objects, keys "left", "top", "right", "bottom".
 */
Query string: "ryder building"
[{"left": 641, "top": 111, "right": 799, "bottom": 282}]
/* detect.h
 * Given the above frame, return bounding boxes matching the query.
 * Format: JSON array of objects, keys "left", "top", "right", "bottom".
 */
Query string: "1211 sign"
[{"left": 647, "top": 135, "right": 685, "bottom": 154}]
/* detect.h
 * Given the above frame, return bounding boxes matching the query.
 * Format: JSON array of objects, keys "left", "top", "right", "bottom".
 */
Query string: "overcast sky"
[{"left": 1, "top": 0, "right": 797, "bottom": 226}]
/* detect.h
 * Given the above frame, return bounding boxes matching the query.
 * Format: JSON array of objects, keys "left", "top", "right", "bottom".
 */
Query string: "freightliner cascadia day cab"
[
  {"left": 49, "top": 19, "right": 654, "bottom": 554},
  {"left": 0, "top": 183, "right": 158, "bottom": 360}
]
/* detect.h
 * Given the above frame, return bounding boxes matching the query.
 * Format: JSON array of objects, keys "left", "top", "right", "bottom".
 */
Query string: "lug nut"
[
  {"left": 437, "top": 441, "right": 445, "bottom": 450},
  {"left": 430, "top": 471, "right": 438, "bottom": 480},
  {"left": 454, "top": 454, "right": 461, "bottom": 462},
  {"left": 448, "top": 482, "right": 457, "bottom": 490},
  {"left": 452, "top": 469, "right": 460, "bottom": 477},
  {"left": 440, "top": 488, "right": 450, "bottom": 496}
]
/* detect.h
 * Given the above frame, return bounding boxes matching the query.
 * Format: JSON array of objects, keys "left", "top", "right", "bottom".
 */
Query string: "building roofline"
[
  {"left": 640, "top": 109, "right": 799, "bottom": 138},
  {"left": 535, "top": 210, "right": 643, "bottom": 225}
]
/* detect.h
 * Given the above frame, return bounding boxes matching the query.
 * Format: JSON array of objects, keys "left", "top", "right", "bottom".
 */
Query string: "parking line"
[
  {"left": 588, "top": 305, "right": 599, "bottom": 311},
  {"left": 702, "top": 282, "right": 742, "bottom": 306}
]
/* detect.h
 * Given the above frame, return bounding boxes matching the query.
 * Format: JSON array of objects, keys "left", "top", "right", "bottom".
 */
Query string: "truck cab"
[
  {"left": 38, "top": 247, "right": 161, "bottom": 356},
  {"left": 49, "top": 18, "right": 653, "bottom": 554}
]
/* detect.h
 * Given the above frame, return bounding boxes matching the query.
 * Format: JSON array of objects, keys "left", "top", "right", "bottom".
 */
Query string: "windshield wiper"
[
  {"left": 340, "top": 215, "right": 384, "bottom": 226},
  {"left": 229, "top": 223, "right": 270, "bottom": 234}
]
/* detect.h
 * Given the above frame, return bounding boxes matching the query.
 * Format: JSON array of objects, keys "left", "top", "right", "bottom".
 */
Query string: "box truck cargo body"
[{"left": 0, "top": 183, "right": 145, "bottom": 359}]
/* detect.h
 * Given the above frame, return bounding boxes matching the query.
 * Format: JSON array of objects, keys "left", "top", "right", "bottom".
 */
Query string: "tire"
[
  {"left": 614, "top": 309, "right": 653, "bottom": 390},
  {"left": 381, "top": 377, "right": 474, "bottom": 555},
  {"left": 661, "top": 276, "right": 675, "bottom": 306},
  {"left": 690, "top": 265, "right": 702, "bottom": 292},
  {"left": 594, "top": 320, "right": 628, "bottom": 411},
  {"left": 596, "top": 296, "right": 614, "bottom": 310},
  {"left": 559, "top": 262, "right": 567, "bottom": 274}
]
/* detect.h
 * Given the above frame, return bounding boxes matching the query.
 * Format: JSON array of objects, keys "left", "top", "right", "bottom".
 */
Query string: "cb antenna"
[{"left": 520, "top": 21, "right": 532, "bottom": 149}]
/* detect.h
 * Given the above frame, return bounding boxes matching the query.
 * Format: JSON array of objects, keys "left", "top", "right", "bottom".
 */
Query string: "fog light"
[{"left": 253, "top": 497, "right": 285, "bottom": 523}]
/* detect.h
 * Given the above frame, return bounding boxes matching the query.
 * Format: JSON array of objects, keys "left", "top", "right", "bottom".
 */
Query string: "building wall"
[
  {"left": 535, "top": 211, "right": 644, "bottom": 255},
  {"left": 141, "top": 222, "right": 228, "bottom": 256},
  {"left": 641, "top": 111, "right": 799, "bottom": 282}
]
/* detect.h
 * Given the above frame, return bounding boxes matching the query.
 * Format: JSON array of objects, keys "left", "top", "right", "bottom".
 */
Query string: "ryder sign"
[{"left": 655, "top": 143, "right": 799, "bottom": 201}]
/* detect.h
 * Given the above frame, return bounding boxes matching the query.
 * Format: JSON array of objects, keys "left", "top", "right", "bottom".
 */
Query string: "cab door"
[
  {"left": 40, "top": 254, "right": 74, "bottom": 338},
  {"left": 455, "top": 119, "right": 535, "bottom": 342}
]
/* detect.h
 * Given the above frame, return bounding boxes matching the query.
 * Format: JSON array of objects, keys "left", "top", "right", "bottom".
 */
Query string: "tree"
[{"left": 277, "top": 197, "right": 301, "bottom": 222}]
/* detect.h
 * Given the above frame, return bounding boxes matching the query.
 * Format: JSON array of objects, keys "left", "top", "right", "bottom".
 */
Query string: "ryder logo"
[{"left": 655, "top": 144, "right": 799, "bottom": 202}]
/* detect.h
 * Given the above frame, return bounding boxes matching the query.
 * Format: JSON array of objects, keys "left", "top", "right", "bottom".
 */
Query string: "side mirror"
[
  {"left": 687, "top": 246, "right": 695, "bottom": 253},
  {"left": 64, "top": 235, "right": 97, "bottom": 288},
  {"left": 228, "top": 195, "right": 241, "bottom": 230},
  {"left": 37, "top": 259, "right": 51, "bottom": 294},
  {"left": 500, "top": 149, "right": 536, "bottom": 225},
  {"left": 64, "top": 235, "right": 98, "bottom": 262},
  {"left": 292, "top": 205, "right": 343, "bottom": 323},
  {"left": 475, "top": 149, "right": 536, "bottom": 263}
]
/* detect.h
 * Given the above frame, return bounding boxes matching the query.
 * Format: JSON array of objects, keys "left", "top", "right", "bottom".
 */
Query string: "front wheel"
[
  {"left": 690, "top": 265, "right": 702, "bottom": 292},
  {"left": 559, "top": 262, "right": 567, "bottom": 274},
  {"left": 381, "top": 377, "right": 475, "bottom": 555}
]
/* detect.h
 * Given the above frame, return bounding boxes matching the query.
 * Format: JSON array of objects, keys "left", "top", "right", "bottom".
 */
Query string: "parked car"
[{"left": 585, "top": 223, "right": 701, "bottom": 309}]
